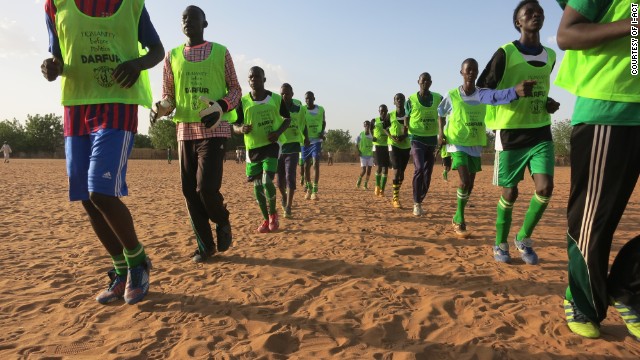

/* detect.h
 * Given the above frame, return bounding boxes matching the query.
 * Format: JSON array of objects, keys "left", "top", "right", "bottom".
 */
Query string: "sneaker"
[
  {"left": 269, "top": 213, "right": 279, "bottom": 231},
  {"left": 216, "top": 223, "right": 233, "bottom": 252},
  {"left": 374, "top": 186, "right": 381, "bottom": 196},
  {"left": 284, "top": 208, "right": 292, "bottom": 218},
  {"left": 192, "top": 248, "right": 215, "bottom": 263},
  {"left": 413, "top": 203, "right": 424, "bottom": 216},
  {"left": 514, "top": 237, "right": 539, "bottom": 265},
  {"left": 379, "top": 190, "right": 385, "bottom": 197},
  {"left": 392, "top": 198, "right": 402, "bottom": 209},
  {"left": 564, "top": 299, "right": 600, "bottom": 338},
  {"left": 96, "top": 269, "right": 127, "bottom": 304},
  {"left": 493, "top": 243, "right": 511, "bottom": 263},
  {"left": 614, "top": 302, "right": 640, "bottom": 340},
  {"left": 311, "top": 192, "right": 318, "bottom": 201},
  {"left": 124, "top": 257, "right": 152, "bottom": 305},
  {"left": 363, "top": 184, "right": 369, "bottom": 190},
  {"left": 257, "top": 220, "right": 270, "bottom": 233},
  {"left": 452, "top": 219, "right": 470, "bottom": 238},
  {"left": 305, "top": 191, "right": 312, "bottom": 200}
]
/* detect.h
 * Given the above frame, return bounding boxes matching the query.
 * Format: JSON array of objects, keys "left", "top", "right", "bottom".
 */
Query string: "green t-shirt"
[{"left": 556, "top": 0, "right": 640, "bottom": 125}]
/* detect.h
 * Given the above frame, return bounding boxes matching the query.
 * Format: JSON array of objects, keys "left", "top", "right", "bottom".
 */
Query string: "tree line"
[{"left": 0, "top": 113, "right": 572, "bottom": 158}]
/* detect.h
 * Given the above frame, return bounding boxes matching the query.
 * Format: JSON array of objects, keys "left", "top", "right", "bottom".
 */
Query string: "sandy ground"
[{"left": 0, "top": 159, "right": 639, "bottom": 360}]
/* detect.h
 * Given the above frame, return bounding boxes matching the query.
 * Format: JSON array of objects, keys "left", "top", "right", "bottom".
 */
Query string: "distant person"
[
  {"left": 477, "top": 0, "right": 560, "bottom": 265},
  {"left": 407, "top": 73, "right": 442, "bottom": 215},
  {"left": 355, "top": 120, "right": 374, "bottom": 190},
  {"left": 327, "top": 151, "right": 334, "bottom": 166},
  {"left": 386, "top": 93, "right": 411, "bottom": 211},
  {"left": 278, "top": 83, "right": 307, "bottom": 218},
  {"left": 233, "top": 66, "right": 290, "bottom": 233},
  {"left": 1, "top": 142, "right": 11, "bottom": 163},
  {"left": 167, "top": 148, "right": 172, "bottom": 164},
  {"left": 151, "top": 5, "right": 240, "bottom": 263},
  {"left": 372, "top": 105, "right": 390, "bottom": 197},
  {"left": 555, "top": 0, "right": 640, "bottom": 340},
  {"left": 440, "top": 146, "right": 451, "bottom": 181},
  {"left": 41, "top": 0, "right": 164, "bottom": 304},
  {"left": 301, "top": 91, "right": 326, "bottom": 200},
  {"left": 438, "top": 58, "right": 535, "bottom": 238}
]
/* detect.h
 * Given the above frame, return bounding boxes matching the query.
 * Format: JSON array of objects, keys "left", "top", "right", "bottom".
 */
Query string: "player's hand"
[
  {"left": 41, "top": 57, "right": 63, "bottom": 81},
  {"left": 546, "top": 98, "right": 560, "bottom": 114},
  {"left": 304, "top": 138, "right": 310, "bottom": 147},
  {"left": 437, "top": 134, "right": 446, "bottom": 146},
  {"left": 268, "top": 131, "right": 280, "bottom": 143},
  {"left": 241, "top": 124, "right": 252, "bottom": 134},
  {"left": 113, "top": 59, "right": 142, "bottom": 88},
  {"left": 515, "top": 80, "right": 537, "bottom": 97}
]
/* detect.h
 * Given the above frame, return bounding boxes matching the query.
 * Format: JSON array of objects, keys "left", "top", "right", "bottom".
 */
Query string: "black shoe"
[
  {"left": 216, "top": 223, "right": 233, "bottom": 252},
  {"left": 192, "top": 248, "right": 214, "bottom": 263}
]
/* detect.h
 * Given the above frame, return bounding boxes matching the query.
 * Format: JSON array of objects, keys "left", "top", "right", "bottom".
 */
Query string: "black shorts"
[
  {"left": 390, "top": 146, "right": 410, "bottom": 170},
  {"left": 375, "top": 145, "right": 390, "bottom": 168},
  {"left": 442, "top": 156, "right": 452, "bottom": 168}
]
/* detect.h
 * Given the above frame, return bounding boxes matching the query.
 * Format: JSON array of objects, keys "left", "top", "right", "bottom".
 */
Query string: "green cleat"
[
  {"left": 614, "top": 302, "right": 640, "bottom": 340},
  {"left": 564, "top": 299, "right": 600, "bottom": 338}
]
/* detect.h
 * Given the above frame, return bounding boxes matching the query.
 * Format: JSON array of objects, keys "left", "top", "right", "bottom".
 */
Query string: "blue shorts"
[
  {"left": 65, "top": 129, "right": 135, "bottom": 201},
  {"left": 301, "top": 142, "right": 322, "bottom": 161}
]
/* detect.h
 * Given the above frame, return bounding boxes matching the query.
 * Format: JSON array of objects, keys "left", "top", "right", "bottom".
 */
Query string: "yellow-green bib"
[
  {"left": 241, "top": 93, "right": 283, "bottom": 150},
  {"left": 304, "top": 105, "right": 324, "bottom": 139},
  {"left": 388, "top": 111, "right": 411, "bottom": 149},
  {"left": 408, "top": 92, "right": 443, "bottom": 136},
  {"left": 444, "top": 88, "right": 487, "bottom": 146}
]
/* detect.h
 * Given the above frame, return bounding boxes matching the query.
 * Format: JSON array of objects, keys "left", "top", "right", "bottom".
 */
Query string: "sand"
[{"left": 1, "top": 159, "right": 639, "bottom": 359}]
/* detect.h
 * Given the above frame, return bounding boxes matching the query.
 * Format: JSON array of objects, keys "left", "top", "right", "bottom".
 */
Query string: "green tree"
[
  {"left": 24, "top": 113, "right": 63, "bottom": 153},
  {"left": 552, "top": 118, "right": 572, "bottom": 157},
  {"left": 0, "top": 119, "right": 26, "bottom": 151},
  {"left": 323, "top": 129, "right": 353, "bottom": 153},
  {"left": 134, "top": 133, "right": 153, "bottom": 148},
  {"left": 149, "top": 117, "right": 178, "bottom": 150}
]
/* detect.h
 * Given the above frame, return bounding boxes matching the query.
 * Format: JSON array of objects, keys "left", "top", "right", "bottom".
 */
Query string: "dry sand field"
[{"left": 1, "top": 159, "right": 639, "bottom": 359}]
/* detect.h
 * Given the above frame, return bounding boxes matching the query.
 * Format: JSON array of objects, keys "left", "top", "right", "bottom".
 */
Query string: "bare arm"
[{"left": 557, "top": 5, "right": 631, "bottom": 50}]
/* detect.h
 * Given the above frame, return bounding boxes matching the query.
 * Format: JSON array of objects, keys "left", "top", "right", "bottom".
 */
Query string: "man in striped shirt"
[
  {"left": 41, "top": 0, "right": 164, "bottom": 305},
  {"left": 153, "top": 5, "right": 241, "bottom": 263}
]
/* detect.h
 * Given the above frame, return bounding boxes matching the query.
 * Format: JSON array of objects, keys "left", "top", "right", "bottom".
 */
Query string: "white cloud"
[
  {"left": 0, "top": 18, "right": 40, "bottom": 58},
  {"left": 233, "top": 54, "right": 289, "bottom": 92},
  {"left": 547, "top": 35, "right": 557, "bottom": 47}
]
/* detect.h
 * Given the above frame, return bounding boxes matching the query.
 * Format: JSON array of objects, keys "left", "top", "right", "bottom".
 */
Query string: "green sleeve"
[{"left": 564, "top": 0, "right": 612, "bottom": 22}]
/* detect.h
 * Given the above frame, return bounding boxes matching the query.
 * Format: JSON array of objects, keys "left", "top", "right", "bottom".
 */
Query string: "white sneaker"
[{"left": 413, "top": 203, "right": 424, "bottom": 216}]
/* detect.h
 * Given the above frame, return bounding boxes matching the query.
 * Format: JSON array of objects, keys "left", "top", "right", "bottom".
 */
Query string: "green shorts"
[
  {"left": 493, "top": 141, "right": 554, "bottom": 187},
  {"left": 246, "top": 157, "right": 278, "bottom": 179},
  {"left": 451, "top": 151, "right": 482, "bottom": 173}
]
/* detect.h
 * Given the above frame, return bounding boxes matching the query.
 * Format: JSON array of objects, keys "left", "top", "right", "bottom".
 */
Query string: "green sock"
[
  {"left": 253, "top": 182, "right": 269, "bottom": 220},
  {"left": 313, "top": 183, "right": 318, "bottom": 193},
  {"left": 495, "top": 196, "right": 514, "bottom": 246},
  {"left": 264, "top": 181, "right": 277, "bottom": 215},
  {"left": 381, "top": 175, "right": 388, "bottom": 191},
  {"left": 443, "top": 169, "right": 448, "bottom": 181},
  {"left": 453, "top": 188, "right": 469, "bottom": 224},
  {"left": 306, "top": 181, "right": 312, "bottom": 191},
  {"left": 123, "top": 243, "right": 146, "bottom": 269},
  {"left": 112, "top": 254, "right": 127, "bottom": 276},
  {"left": 565, "top": 286, "right": 573, "bottom": 301},
  {"left": 375, "top": 174, "right": 381, "bottom": 187},
  {"left": 364, "top": 180, "right": 368, "bottom": 188},
  {"left": 356, "top": 176, "right": 362, "bottom": 187},
  {"left": 393, "top": 182, "right": 400, "bottom": 201},
  {"left": 517, "top": 192, "right": 550, "bottom": 241}
]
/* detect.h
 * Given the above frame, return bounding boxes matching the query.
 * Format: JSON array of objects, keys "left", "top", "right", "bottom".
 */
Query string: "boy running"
[
  {"left": 555, "top": 0, "right": 640, "bottom": 339},
  {"left": 440, "top": 146, "right": 451, "bottom": 181},
  {"left": 371, "top": 105, "right": 390, "bottom": 197},
  {"left": 478, "top": 0, "right": 560, "bottom": 265},
  {"left": 386, "top": 94, "right": 412, "bottom": 211},
  {"left": 438, "top": 58, "right": 535, "bottom": 237},
  {"left": 355, "top": 120, "right": 374, "bottom": 189},
  {"left": 1, "top": 142, "right": 11, "bottom": 163},
  {"left": 277, "top": 83, "right": 307, "bottom": 218},
  {"left": 41, "top": 0, "right": 163, "bottom": 304},
  {"left": 407, "top": 73, "right": 443, "bottom": 214},
  {"left": 301, "top": 91, "right": 326, "bottom": 200},
  {"left": 233, "top": 66, "right": 290, "bottom": 233}
]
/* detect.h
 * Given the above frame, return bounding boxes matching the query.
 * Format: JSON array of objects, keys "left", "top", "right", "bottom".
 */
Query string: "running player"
[
  {"left": 356, "top": 120, "right": 374, "bottom": 190},
  {"left": 371, "top": 105, "right": 390, "bottom": 197}
]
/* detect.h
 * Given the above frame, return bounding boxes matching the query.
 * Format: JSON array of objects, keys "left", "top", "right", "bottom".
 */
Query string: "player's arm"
[
  {"left": 320, "top": 110, "right": 327, "bottom": 140},
  {"left": 269, "top": 99, "right": 291, "bottom": 142},
  {"left": 476, "top": 49, "right": 505, "bottom": 89},
  {"left": 370, "top": 119, "right": 378, "bottom": 142},
  {"left": 232, "top": 102, "right": 251, "bottom": 134},
  {"left": 437, "top": 96, "right": 451, "bottom": 146},
  {"left": 557, "top": 3, "right": 631, "bottom": 50},
  {"left": 41, "top": 1, "right": 63, "bottom": 81}
]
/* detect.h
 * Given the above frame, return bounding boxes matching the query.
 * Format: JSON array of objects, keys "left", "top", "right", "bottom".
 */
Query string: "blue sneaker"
[
  {"left": 124, "top": 257, "right": 151, "bottom": 305},
  {"left": 614, "top": 302, "right": 640, "bottom": 340},
  {"left": 96, "top": 269, "right": 127, "bottom": 304},
  {"left": 514, "top": 237, "right": 539, "bottom": 265},
  {"left": 493, "top": 243, "right": 511, "bottom": 263}
]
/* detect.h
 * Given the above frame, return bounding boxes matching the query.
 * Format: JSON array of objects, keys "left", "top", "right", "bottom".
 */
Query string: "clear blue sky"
[{"left": 1, "top": 0, "right": 573, "bottom": 139}]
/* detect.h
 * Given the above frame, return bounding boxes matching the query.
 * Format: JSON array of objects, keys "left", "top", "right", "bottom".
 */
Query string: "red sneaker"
[
  {"left": 269, "top": 213, "right": 279, "bottom": 231},
  {"left": 257, "top": 220, "right": 270, "bottom": 233}
]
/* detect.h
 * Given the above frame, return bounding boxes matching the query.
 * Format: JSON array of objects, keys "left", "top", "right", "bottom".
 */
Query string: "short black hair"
[
  {"left": 249, "top": 66, "right": 265, "bottom": 76},
  {"left": 461, "top": 58, "right": 478, "bottom": 68},
  {"left": 186, "top": 5, "right": 206, "bottom": 21},
  {"left": 419, "top": 72, "right": 431, "bottom": 81},
  {"left": 305, "top": 91, "right": 315, "bottom": 97},
  {"left": 281, "top": 83, "right": 292, "bottom": 90},
  {"left": 379, "top": 104, "right": 387, "bottom": 109},
  {"left": 513, "top": 0, "right": 540, "bottom": 32}
]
